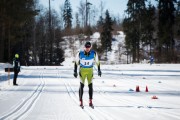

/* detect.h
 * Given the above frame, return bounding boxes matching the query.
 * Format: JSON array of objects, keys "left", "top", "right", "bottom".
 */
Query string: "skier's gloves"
[
  {"left": 98, "top": 70, "right": 102, "bottom": 77},
  {"left": 74, "top": 72, "right": 78, "bottom": 78}
]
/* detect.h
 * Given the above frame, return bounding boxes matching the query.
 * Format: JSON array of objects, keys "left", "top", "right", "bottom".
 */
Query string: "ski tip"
[{"left": 80, "top": 105, "right": 84, "bottom": 109}]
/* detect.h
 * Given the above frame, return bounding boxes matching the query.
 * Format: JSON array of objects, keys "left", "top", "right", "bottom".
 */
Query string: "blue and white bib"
[{"left": 79, "top": 50, "right": 96, "bottom": 68}]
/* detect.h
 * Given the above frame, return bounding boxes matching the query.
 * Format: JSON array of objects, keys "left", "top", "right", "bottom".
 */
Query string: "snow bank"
[
  {"left": 0, "top": 63, "right": 13, "bottom": 70},
  {"left": 91, "top": 32, "right": 100, "bottom": 39}
]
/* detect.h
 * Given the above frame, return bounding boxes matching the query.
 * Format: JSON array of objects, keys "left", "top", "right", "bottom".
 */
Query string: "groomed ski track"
[{"left": 0, "top": 64, "right": 180, "bottom": 120}]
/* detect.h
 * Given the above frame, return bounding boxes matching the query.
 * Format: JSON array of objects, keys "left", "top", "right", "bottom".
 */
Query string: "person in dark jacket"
[
  {"left": 13, "top": 54, "right": 20, "bottom": 86},
  {"left": 150, "top": 56, "right": 154, "bottom": 65}
]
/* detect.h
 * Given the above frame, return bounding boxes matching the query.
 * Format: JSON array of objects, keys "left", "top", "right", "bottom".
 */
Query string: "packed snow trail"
[{"left": 0, "top": 64, "right": 180, "bottom": 120}]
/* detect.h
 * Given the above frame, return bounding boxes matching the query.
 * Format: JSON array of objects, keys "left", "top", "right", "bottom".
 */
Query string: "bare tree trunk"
[
  {"left": 85, "top": 0, "right": 87, "bottom": 27},
  {"left": 33, "top": 22, "right": 37, "bottom": 65},
  {"left": 0, "top": 23, "right": 5, "bottom": 62},
  {"left": 100, "top": 1, "right": 105, "bottom": 18},
  {"left": 8, "top": 23, "right": 11, "bottom": 62},
  {"left": 0, "top": 0, "right": 5, "bottom": 62}
]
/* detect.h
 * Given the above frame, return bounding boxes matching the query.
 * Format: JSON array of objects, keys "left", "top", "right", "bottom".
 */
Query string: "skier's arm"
[
  {"left": 94, "top": 52, "right": 101, "bottom": 76},
  {"left": 74, "top": 52, "right": 80, "bottom": 78},
  {"left": 74, "top": 52, "right": 80, "bottom": 69},
  {"left": 98, "top": 64, "right": 101, "bottom": 71},
  {"left": 18, "top": 61, "right": 20, "bottom": 68},
  {"left": 94, "top": 52, "right": 100, "bottom": 67},
  {"left": 13, "top": 59, "right": 15, "bottom": 68},
  {"left": 74, "top": 62, "right": 78, "bottom": 72}
]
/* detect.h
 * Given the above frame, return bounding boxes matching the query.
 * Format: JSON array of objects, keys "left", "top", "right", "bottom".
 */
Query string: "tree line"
[
  {"left": 0, "top": 0, "right": 120, "bottom": 65},
  {"left": 0, "top": 0, "right": 180, "bottom": 65},
  {"left": 123, "top": 0, "right": 180, "bottom": 63},
  {"left": 0, "top": 0, "right": 65, "bottom": 65}
]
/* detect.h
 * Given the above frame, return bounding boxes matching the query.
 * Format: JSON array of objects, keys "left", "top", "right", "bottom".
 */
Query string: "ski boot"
[
  {"left": 80, "top": 99, "right": 84, "bottom": 109},
  {"left": 89, "top": 99, "right": 94, "bottom": 109}
]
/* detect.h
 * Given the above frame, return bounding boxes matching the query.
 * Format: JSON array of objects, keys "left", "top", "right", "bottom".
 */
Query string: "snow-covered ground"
[{"left": 0, "top": 63, "right": 180, "bottom": 120}]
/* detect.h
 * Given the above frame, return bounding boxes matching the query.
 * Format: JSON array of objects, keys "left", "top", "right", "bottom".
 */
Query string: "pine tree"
[
  {"left": 100, "top": 10, "right": 113, "bottom": 59},
  {"left": 35, "top": 15, "right": 46, "bottom": 65},
  {"left": 157, "top": 0, "right": 176, "bottom": 62},
  {"left": 123, "top": 0, "right": 147, "bottom": 63},
  {"left": 141, "top": 2, "right": 156, "bottom": 57},
  {"left": 97, "top": 16, "right": 104, "bottom": 32},
  {"left": 0, "top": 0, "right": 38, "bottom": 62},
  {"left": 175, "top": 0, "right": 180, "bottom": 39},
  {"left": 35, "top": 10, "right": 64, "bottom": 65}
]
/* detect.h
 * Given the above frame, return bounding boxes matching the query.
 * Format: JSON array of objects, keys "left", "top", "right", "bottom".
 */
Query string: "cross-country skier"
[
  {"left": 73, "top": 41, "right": 102, "bottom": 108},
  {"left": 150, "top": 56, "right": 154, "bottom": 65}
]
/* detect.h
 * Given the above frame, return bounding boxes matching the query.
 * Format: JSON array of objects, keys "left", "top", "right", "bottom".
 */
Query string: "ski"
[
  {"left": 80, "top": 105, "right": 84, "bottom": 109},
  {"left": 89, "top": 105, "right": 94, "bottom": 109},
  {"left": 137, "top": 106, "right": 144, "bottom": 108},
  {"left": 137, "top": 106, "right": 152, "bottom": 109}
]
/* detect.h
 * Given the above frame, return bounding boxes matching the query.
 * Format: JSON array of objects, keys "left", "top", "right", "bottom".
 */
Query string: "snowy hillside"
[{"left": 61, "top": 31, "right": 127, "bottom": 65}]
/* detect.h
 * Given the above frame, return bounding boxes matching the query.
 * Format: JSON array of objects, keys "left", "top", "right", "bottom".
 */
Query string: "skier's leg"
[
  {"left": 88, "top": 83, "right": 93, "bottom": 107},
  {"left": 87, "top": 68, "right": 93, "bottom": 106},
  {"left": 87, "top": 68, "right": 93, "bottom": 85},
  {"left": 16, "top": 71, "right": 19, "bottom": 84},
  {"left": 88, "top": 83, "right": 93, "bottom": 99},
  {"left": 79, "top": 82, "right": 84, "bottom": 100},
  {"left": 79, "top": 68, "right": 86, "bottom": 106},
  {"left": 13, "top": 70, "right": 18, "bottom": 85},
  {"left": 79, "top": 68, "right": 86, "bottom": 84},
  {"left": 13, "top": 71, "right": 16, "bottom": 85}
]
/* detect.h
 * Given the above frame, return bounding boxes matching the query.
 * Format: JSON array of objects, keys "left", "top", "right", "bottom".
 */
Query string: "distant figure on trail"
[
  {"left": 13, "top": 54, "right": 20, "bottom": 86},
  {"left": 73, "top": 41, "right": 101, "bottom": 108},
  {"left": 150, "top": 56, "right": 154, "bottom": 65}
]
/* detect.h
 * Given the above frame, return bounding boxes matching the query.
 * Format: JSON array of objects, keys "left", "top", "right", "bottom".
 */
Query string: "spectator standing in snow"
[
  {"left": 73, "top": 41, "right": 101, "bottom": 107},
  {"left": 13, "top": 54, "right": 20, "bottom": 86}
]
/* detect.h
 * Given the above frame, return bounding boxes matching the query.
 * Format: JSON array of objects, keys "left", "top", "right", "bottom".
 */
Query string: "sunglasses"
[{"left": 85, "top": 46, "right": 91, "bottom": 48}]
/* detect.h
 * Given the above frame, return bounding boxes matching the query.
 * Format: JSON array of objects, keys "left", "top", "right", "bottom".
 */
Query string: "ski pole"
[
  {"left": 94, "top": 65, "right": 101, "bottom": 77},
  {"left": 93, "top": 66, "right": 98, "bottom": 72}
]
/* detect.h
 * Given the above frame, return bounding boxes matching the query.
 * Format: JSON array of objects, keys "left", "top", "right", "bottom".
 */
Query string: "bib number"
[
  {"left": 84, "top": 62, "right": 89, "bottom": 65},
  {"left": 80, "top": 59, "right": 93, "bottom": 67}
]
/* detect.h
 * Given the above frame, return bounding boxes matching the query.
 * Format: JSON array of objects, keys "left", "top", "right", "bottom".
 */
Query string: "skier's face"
[{"left": 85, "top": 46, "right": 91, "bottom": 52}]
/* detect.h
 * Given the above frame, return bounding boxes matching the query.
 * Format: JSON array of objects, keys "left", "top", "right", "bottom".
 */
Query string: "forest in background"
[{"left": 0, "top": 0, "right": 180, "bottom": 65}]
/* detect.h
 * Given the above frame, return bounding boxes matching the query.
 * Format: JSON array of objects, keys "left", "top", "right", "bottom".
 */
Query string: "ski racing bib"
[{"left": 79, "top": 50, "right": 95, "bottom": 68}]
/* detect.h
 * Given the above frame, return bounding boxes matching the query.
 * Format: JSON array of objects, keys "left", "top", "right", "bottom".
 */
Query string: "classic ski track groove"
[
  {"left": 61, "top": 77, "right": 94, "bottom": 120},
  {"left": 67, "top": 81, "right": 110, "bottom": 120},
  {"left": 64, "top": 77, "right": 117, "bottom": 120},
  {"left": 59, "top": 69, "right": 111, "bottom": 120},
  {"left": 0, "top": 70, "right": 46, "bottom": 120}
]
